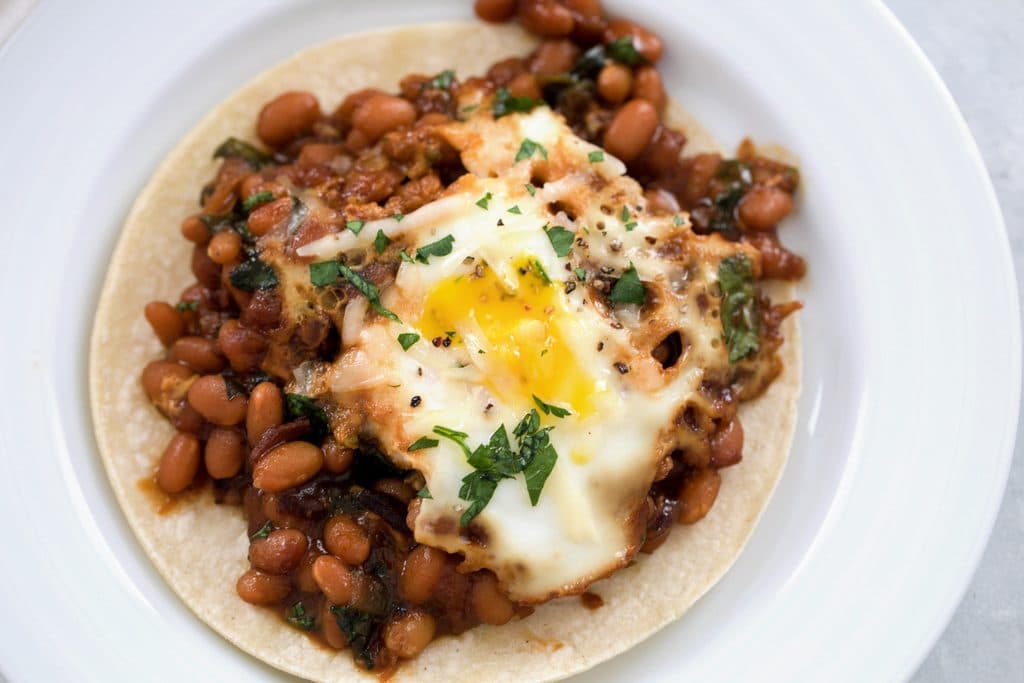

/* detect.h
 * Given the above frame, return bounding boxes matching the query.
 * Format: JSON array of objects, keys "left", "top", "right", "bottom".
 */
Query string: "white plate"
[{"left": 0, "top": 1, "right": 1017, "bottom": 681}]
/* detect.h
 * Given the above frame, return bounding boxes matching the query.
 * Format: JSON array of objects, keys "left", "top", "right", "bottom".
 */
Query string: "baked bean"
[
  {"left": 632, "top": 66, "right": 665, "bottom": 111},
  {"left": 181, "top": 215, "right": 210, "bottom": 245},
  {"left": 204, "top": 427, "right": 246, "bottom": 479},
  {"left": 677, "top": 468, "right": 721, "bottom": 524},
  {"left": 384, "top": 611, "right": 436, "bottom": 659},
  {"left": 400, "top": 545, "right": 445, "bottom": 604},
  {"left": 236, "top": 568, "right": 291, "bottom": 605},
  {"left": 246, "top": 381, "right": 283, "bottom": 444},
  {"left": 333, "top": 88, "right": 388, "bottom": 127},
  {"left": 474, "top": 0, "right": 516, "bottom": 22},
  {"left": 257, "top": 91, "right": 322, "bottom": 147},
  {"left": 249, "top": 528, "right": 308, "bottom": 574},
  {"left": 565, "top": 0, "right": 606, "bottom": 43},
  {"left": 351, "top": 95, "right": 417, "bottom": 143},
  {"left": 471, "top": 571, "right": 515, "bottom": 625},
  {"left": 519, "top": 0, "right": 575, "bottom": 37},
  {"left": 682, "top": 153, "right": 722, "bottom": 206},
  {"left": 373, "top": 478, "right": 416, "bottom": 504},
  {"left": 252, "top": 441, "right": 324, "bottom": 492},
  {"left": 156, "top": 432, "right": 201, "bottom": 494},
  {"left": 506, "top": 73, "right": 542, "bottom": 100},
  {"left": 529, "top": 39, "right": 580, "bottom": 76},
  {"left": 635, "top": 125, "right": 685, "bottom": 177},
  {"left": 596, "top": 62, "right": 632, "bottom": 104},
  {"left": 206, "top": 230, "right": 242, "bottom": 265},
  {"left": 323, "top": 441, "right": 355, "bottom": 474},
  {"left": 486, "top": 57, "right": 527, "bottom": 87},
  {"left": 218, "top": 319, "right": 267, "bottom": 373},
  {"left": 297, "top": 142, "right": 345, "bottom": 167},
  {"left": 144, "top": 301, "right": 185, "bottom": 347},
  {"left": 261, "top": 493, "right": 305, "bottom": 529},
  {"left": 186, "top": 374, "right": 248, "bottom": 426},
  {"left": 247, "top": 196, "right": 293, "bottom": 237},
  {"left": 191, "top": 243, "right": 222, "bottom": 289},
  {"left": 709, "top": 418, "right": 744, "bottom": 468},
  {"left": 294, "top": 551, "right": 321, "bottom": 593},
  {"left": 141, "top": 360, "right": 195, "bottom": 405},
  {"left": 321, "top": 600, "right": 348, "bottom": 648},
  {"left": 238, "top": 175, "right": 286, "bottom": 203},
  {"left": 312, "top": 555, "right": 357, "bottom": 604},
  {"left": 603, "top": 98, "right": 659, "bottom": 162},
  {"left": 738, "top": 186, "right": 794, "bottom": 231},
  {"left": 745, "top": 232, "right": 807, "bottom": 280},
  {"left": 323, "top": 515, "right": 371, "bottom": 566},
  {"left": 169, "top": 336, "right": 225, "bottom": 374},
  {"left": 605, "top": 19, "right": 663, "bottom": 63}
]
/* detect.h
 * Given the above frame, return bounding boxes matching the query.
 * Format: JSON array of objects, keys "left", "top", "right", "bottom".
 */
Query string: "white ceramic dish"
[{"left": 0, "top": 1, "right": 1017, "bottom": 681}]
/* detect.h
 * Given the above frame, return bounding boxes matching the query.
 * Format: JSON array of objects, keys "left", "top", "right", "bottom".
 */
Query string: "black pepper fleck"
[
  {"left": 410, "top": 395, "right": 422, "bottom": 407},
  {"left": 614, "top": 362, "right": 629, "bottom": 374},
  {"left": 645, "top": 236, "right": 657, "bottom": 245},
  {"left": 442, "top": 336, "right": 452, "bottom": 347},
  {"left": 597, "top": 342, "right": 604, "bottom": 351},
  {"left": 496, "top": 218, "right": 504, "bottom": 226},
  {"left": 564, "top": 281, "right": 577, "bottom": 294},
  {"left": 432, "top": 336, "right": 443, "bottom": 347}
]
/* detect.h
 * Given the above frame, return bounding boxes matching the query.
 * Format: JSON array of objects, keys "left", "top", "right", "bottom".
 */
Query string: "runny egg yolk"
[{"left": 418, "top": 258, "right": 602, "bottom": 417}]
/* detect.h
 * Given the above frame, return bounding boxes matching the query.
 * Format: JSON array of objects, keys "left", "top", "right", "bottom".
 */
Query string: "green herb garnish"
[
  {"left": 409, "top": 436, "right": 439, "bottom": 451},
  {"left": 287, "top": 602, "right": 315, "bottom": 631},
  {"left": 515, "top": 138, "right": 548, "bottom": 163},
  {"left": 397, "top": 333, "right": 420, "bottom": 351},
  {"left": 346, "top": 219, "right": 365, "bottom": 235},
  {"left": 250, "top": 520, "right": 272, "bottom": 539},
  {"left": 673, "top": 214, "right": 684, "bottom": 225},
  {"left": 507, "top": 205, "right": 522, "bottom": 215},
  {"left": 400, "top": 250, "right": 415, "bottom": 263},
  {"left": 605, "top": 36, "right": 646, "bottom": 65},
  {"left": 544, "top": 225, "right": 574, "bottom": 258},
  {"left": 417, "top": 486, "right": 432, "bottom": 499},
  {"left": 331, "top": 607, "right": 375, "bottom": 669},
  {"left": 533, "top": 395, "right": 571, "bottom": 418},
  {"left": 392, "top": 212, "right": 404, "bottom": 222},
  {"left": 525, "top": 183, "right": 537, "bottom": 196},
  {"left": 425, "top": 69, "right": 455, "bottom": 90},
  {"left": 574, "top": 267, "right": 587, "bottom": 281},
  {"left": 492, "top": 87, "right": 542, "bottom": 118},
  {"left": 175, "top": 301, "right": 198, "bottom": 312},
  {"left": 475, "top": 192, "right": 493, "bottom": 209},
  {"left": 229, "top": 258, "right": 278, "bottom": 291},
  {"left": 718, "top": 254, "right": 760, "bottom": 362},
  {"left": 285, "top": 393, "right": 329, "bottom": 440},
  {"left": 308, "top": 261, "right": 400, "bottom": 322},
  {"left": 415, "top": 234, "right": 455, "bottom": 264},
  {"left": 588, "top": 150, "right": 605, "bottom": 163},
  {"left": 241, "top": 191, "right": 274, "bottom": 212},
  {"left": 374, "top": 229, "right": 391, "bottom": 254},
  {"left": 212, "top": 137, "right": 272, "bottom": 168},
  {"left": 608, "top": 262, "right": 644, "bottom": 305},
  {"left": 531, "top": 259, "right": 552, "bottom": 284}
]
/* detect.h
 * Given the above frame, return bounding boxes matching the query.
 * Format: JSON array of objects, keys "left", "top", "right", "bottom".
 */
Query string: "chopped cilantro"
[
  {"left": 250, "top": 520, "right": 272, "bottom": 539},
  {"left": 241, "top": 191, "right": 274, "bottom": 212},
  {"left": 608, "top": 262, "right": 645, "bottom": 305},
  {"left": 718, "top": 255, "right": 760, "bottom": 362},
  {"left": 397, "top": 333, "right": 420, "bottom": 351},
  {"left": 532, "top": 259, "right": 552, "bottom": 284},
  {"left": 605, "top": 36, "right": 646, "bottom": 66},
  {"left": 533, "top": 395, "right": 571, "bottom": 418},
  {"left": 544, "top": 225, "right": 574, "bottom": 258},
  {"left": 409, "top": 436, "right": 439, "bottom": 451},
  {"left": 625, "top": 221, "right": 637, "bottom": 231},
  {"left": 392, "top": 212, "right": 404, "bottom": 222},
  {"left": 417, "top": 485, "right": 432, "bottom": 499},
  {"left": 461, "top": 104, "right": 480, "bottom": 114},
  {"left": 337, "top": 263, "right": 401, "bottom": 322},
  {"left": 492, "top": 87, "right": 542, "bottom": 117},
  {"left": 229, "top": 258, "right": 278, "bottom": 291},
  {"left": 345, "top": 219, "right": 364, "bottom": 235},
  {"left": 525, "top": 183, "right": 537, "bottom": 196},
  {"left": 309, "top": 260, "right": 341, "bottom": 287},
  {"left": 673, "top": 214, "right": 684, "bottom": 226},
  {"left": 574, "top": 267, "right": 587, "bottom": 281},
  {"left": 287, "top": 602, "right": 315, "bottom": 631},
  {"left": 212, "top": 137, "right": 272, "bottom": 168},
  {"left": 588, "top": 150, "right": 605, "bottom": 163},
  {"left": 374, "top": 229, "right": 391, "bottom": 254},
  {"left": 620, "top": 205, "right": 631, "bottom": 222},
  {"left": 415, "top": 234, "right": 455, "bottom": 264},
  {"left": 507, "top": 205, "right": 522, "bottom": 214},
  {"left": 175, "top": 300, "right": 198, "bottom": 312},
  {"left": 285, "top": 393, "right": 329, "bottom": 440},
  {"left": 475, "top": 192, "right": 493, "bottom": 209},
  {"left": 331, "top": 607, "right": 374, "bottom": 669},
  {"left": 425, "top": 69, "right": 455, "bottom": 90},
  {"left": 399, "top": 250, "right": 415, "bottom": 263},
  {"left": 515, "top": 138, "right": 548, "bottom": 163}
]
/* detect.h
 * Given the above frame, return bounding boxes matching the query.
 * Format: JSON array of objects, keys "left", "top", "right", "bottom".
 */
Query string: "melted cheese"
[{"left": 297, "top": 108, "right": 756, "bottom": 602}]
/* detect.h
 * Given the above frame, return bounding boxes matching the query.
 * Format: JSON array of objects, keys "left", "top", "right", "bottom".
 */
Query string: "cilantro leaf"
[
  {"left": 417, "top": 485, "right": 432, "bottom": 499},
  {"left": 175, "top": 300, "right": 198, "bottom": 312},
  {"left": 458, "top": 471, "right": 500, "bottom": 526},
  {"left": 285, "top": 393, "right": 329, "bottom": 440},
  {"left": 415, "top": 234, "right": 455, "bottom": 264},
  {"left": 287, "top": 602, "right": 315, "bottom": 631},
  {"left": 533, "top": 395, "right": 571, "bottom": 418},
  {"left": 425, "top": 69, "right": 455, "bottom": 90},
  {"left": 531, "top": 259, "right": 552, "bottom": 284},
  {"left": 718, "top": 255, "right": 760, "bottom": 362},
  {"left": 337, "top": 263, "right": 401, "bottom": 322},
  {"left": 212, "top": 137, "right": 272, "bottom": 168},
  {"left": 605, "top": 36, "right": 646, "bottom": 66},
  {"left": 492, "top": 87, "right": 542, "bottom": 118},
  {"left": 397, "top": 333, "right": 420, "bottom": 351},
  {"left": 250, "top": 520, "right": 272, "bottom": 539},
  {"left": 525, "top": 183, "right": 537, "bottom": 196},
  {"left": 620, "top": 205, "right": 631, "bottom": 222},
  {"left": 433, "top": 425, "right": 472, "bottom": 459},
  {"left": 608, "top": 262, "right": 645, "bottom": 305},
  {"left": 588, "top": 150, "right": 604, "bottom": 162},
  {"left": 374, "top": 229, "right": 391, "bottom": 254},
  {"left": 523, "top": 443, "right": 557, "bottom": 505},
  {"left": 242, "top": 191, "right": 274, "bottom": 212},
  {"left": 309, "top": 260, "right": 341, "bottom": 287},
  {"left": 475, "top": 192, "right": 492, "bottom": 209},
  {"left": 400, "top": 250, "right": 415, "bottom": 263},
  {"left": 544, "top": 225, "right": 574, "bottom": 257},
  {"left": 507, "top": 205, "right": 522, "bottom": 214},
  {"left": 229, "top": 258, "right": 278, "bottom": 291},
  {"left": 574, "top": 267, "right": 587, "bottom": 281},
  {"left": 331, "top": 607, "right": 375, "bottom": 669},
  {"left": 515, "top": 138, "right": 548, "bottom": 162},
  {"left": 346, "top": 219, "right": 364, "bottom": 235},
  {"left": 408, "top": 436, "right": 438, "bottom": 451}
]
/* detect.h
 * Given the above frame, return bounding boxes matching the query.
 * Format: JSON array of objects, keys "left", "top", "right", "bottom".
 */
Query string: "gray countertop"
[
  {"left": 886, "top": 1, "right": 1024, "bottom": 680},
  {"left": 0, "top": 1, "right": 1020, "bottom": 681}
]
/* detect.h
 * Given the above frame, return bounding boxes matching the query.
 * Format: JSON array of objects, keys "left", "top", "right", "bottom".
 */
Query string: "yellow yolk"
[{"left": 418, "top": 259, "right": 602, "bottom": 416}]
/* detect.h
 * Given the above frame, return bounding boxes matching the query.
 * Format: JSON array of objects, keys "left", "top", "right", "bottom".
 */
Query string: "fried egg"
[{"left": 297, "top": 108, "right": 756, "bottom": 602}]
